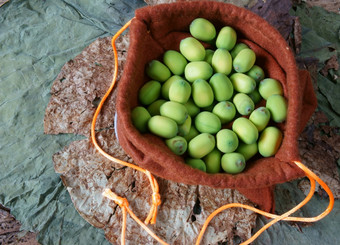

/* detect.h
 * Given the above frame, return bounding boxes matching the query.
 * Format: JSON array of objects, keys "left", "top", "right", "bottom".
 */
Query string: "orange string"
[{"left": 96, "top": 18, "right": 334, "bottom": 245}]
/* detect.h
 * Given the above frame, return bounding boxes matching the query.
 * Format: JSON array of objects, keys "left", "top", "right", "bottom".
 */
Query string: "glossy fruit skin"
[
  {"left": 230, "top": 42, "right": 249, "bottom": 59},
  {"left": 178, "top": 115, "right": 192, "bottom": 137},
  {"left": 147, "top": 99, "right": 167, "bottom": 116},
  {"left": 216, "top": 26, "right": 237, "bottom": 50},
  {"left": 211, "top": 48, "right": 232, "bottom": 75},
  {"left": 185, "top": 158, "right": 207, "bottom": 172},
  {"left": 180, "top": 37, "right": 206, "bottom": 61},
  {"left": 209, "top": 73, "right": 233, "bottom": 101},
  {"left": 145, "top": 60, "right": 171, "bottom": 82},
  {"left": 246, "top": 65, "right": 265, "bottom": 83},
  {"left": 163, "top": 50, "right": 188, "bottom": 75},
  {"left": 131, "top": 106, "right": 151, "bottom": 133},
  {"left": 236, "top": 142, "right": 258, "bottom": 161},
  {"left": 233, "top": 93, "right": 255, "bottom": 116},
  {"left": 161, "top": 75, "right": 184, "bottom": 100},
  {"left": 185, "top": 61, "right": 213, "bottom": 82},
  {"left": 248, "top": 89, "right": 262, "bottom": 104},
  {"left": 221, "top": 152, "right": 246, "bottom": 174},
  {"left": 160, "top": 101, "right": 188, "bottom": 124},
  {"left": 230, "top": 73, "right": 256, "bottom": 94},
  {"left": 148, "top": 115, "right": 178, "bottom": 139},
  {"left": 139, "top": 80, "right": 161, "bottom": 105},
  {"left": 258, "top": 78, "right": 283, "bottom": 100},
  {"left": 169, "top": 79, "right": 191, "bottom": 104},
  {"left": 165, "top": 136, "right": 188, "bottom": 155},
  {"left": 233, "top": 48, "right": 256, "bottom": 73},
  {"left": 232, "top": 117, "right": 259, "bottom": 144},
  {"left": 195, "top": 111, "right": 222, "bottom": 134},
  {"left": 188, "top": 133, "right": 215, "bottom": 158},
  {"left": 266, "top": 94, "right": 287, "bottom": 123},
  {"left": 249, "top": 107, "right": 271, "bottom": 132},
  {"left": 184, "top": 125, "right": 199, "bottom": 142},
  {"left": 212, "top": 101, "right": 236, "bottom": 124},
  {"left": 192, "top": 79, "right": 214, "bottom": 108},
  {"left": 204, "top": 49, "right": 214, "bottom": 65},
  {"left": 258, "top": 126, "right": 283, "bottom": 157},
  {"left": 204, "top": 148, "right": 222, "bottom": 173},
  {"left": 216, "top": 129, "right": 239, "bottom": 153},
  {"left": 190, "top": 18, "right": 216, "bottom": 42},
  {"left": 184, "top": 99, "right": 200, "bottom": 117}
]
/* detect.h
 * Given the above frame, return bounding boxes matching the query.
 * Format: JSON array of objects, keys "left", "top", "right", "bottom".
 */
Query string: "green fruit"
[
  {"left": 230, "top": 43, "right": 249, "bottom": 59},
  {"left": 190, "top": 18, "right": 216, "bottom": 42},
  {"left": 188, "top": 133, "right": 215, "bottom": 158},
  {"left": 131, "top": 106, "right": 151, "bottom": 133},
  {"left": 180, "top": 37, "right": 206, "bottom": 61},
  {"left": 236, "top": 142, "right": 258, "bottom": 161},
  {"left": 204, "top": 49, "right": 214, "bottom": 65},
  {"left": 195, "top": 111, "right": 221, "bottom": 134},
  {"left": 248, "top": 89, "right": 262, "bottom": 104},
  {"left": 266, "top": 94, "right": 287, "bottom": 123},
  {"left": 212, "top": 101, "right": 236, "bottom": 124},
  {"left": 147, "top": 99, "right": 167, "bottom": 116},
  {"left": 163, "top": 50, "right": 188, "bottom": 75},
  {"left": 230, "top": 73, "right": 256, "bottom": 94},
  {"left": 221, "top": 152, "right": 246, "bottom": 174},
  {"left": 178, "top": 115, "right": 192, "bottom": 137},
  {"left": 184, "top": 125, "right": 199, "bottom": 142},
  {"left": 204, "top": 148, "right": 222, "bottom": 173},
  {"left": 160, "top": 101, "right": 188, "bottom": 124},
  {"left": 161, "top": 75, "right": 184, "bottom": 100},
  {"left": 185, "top": 158, "right": 207, "bottom": 172},
  {"left": 145, "top": 60, "right": 171, "bottom": 82},
  {"left": 192, "top": 79, "right": 214, "bottom": 108},
  {"left": 169, "top": 79, "right": 191, "bottom": 104},
  {"left": 209, "top": 73, "right": 233, "bottom": 101},
  {"left": 148, "top": 115, "right": 178, "bottom": 138},
  {"left": 138, "top": 80, "right": 161, "bottom": 105},
  {"left": 165, "top": 136, "right": 187, "bottom": 155},
  {"left": 233, "top": 48, "right": 256, "bottom": 73},
  {"left": 233, "top": 93, "right": 255, "bottom": 116},
  {"left": 258, "top": 126, "right": 283, "bottom": 157},
  {"left": 184, "top": 61, "right": 213, "bottom": 82},
  {"left": 184, "top": 99, "right": 200, "bottom": 117},
  {"left": 211, "top": 48, "right": 232, "bottom": 75},
  {"left": 249, "top": 107, "right": 271, "bottom": 131},
  {"left": 216, "top": 26, "right": 237, "bottom": 50},
  {"left": 216, "top": 129, "right": 239, "bottom": 153},
  {"left": 258, "top": 78, "right": 283, "bottom": 100},
  {"left": 246, "top": 65, "right": 265, "bottom": 83},
  {"left": 232, "top": 117, "right": 258, "bottom": 144}
]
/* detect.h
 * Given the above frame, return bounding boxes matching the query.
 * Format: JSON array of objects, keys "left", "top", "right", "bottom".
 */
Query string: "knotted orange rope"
[{"left": 93, "top": 18, "right": 334, "bottom": 245}]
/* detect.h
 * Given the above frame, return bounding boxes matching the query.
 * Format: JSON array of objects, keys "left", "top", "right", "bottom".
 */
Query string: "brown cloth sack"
[{"left": 116, "top": 1, "right": 317, "bottom": 212}]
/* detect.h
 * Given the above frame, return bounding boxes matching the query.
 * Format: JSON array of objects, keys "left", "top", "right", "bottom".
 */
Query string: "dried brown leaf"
[
  {"left": 304, "top": 0, "right": 340, "bottom": 14},
  {"left": 320, "top": 55, "right": 339, "bottom": 77}
]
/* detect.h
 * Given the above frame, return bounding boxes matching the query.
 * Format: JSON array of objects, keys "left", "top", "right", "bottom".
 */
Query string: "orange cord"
[{"left": 94, "top": 18, "right": 334, "bottom": 245}]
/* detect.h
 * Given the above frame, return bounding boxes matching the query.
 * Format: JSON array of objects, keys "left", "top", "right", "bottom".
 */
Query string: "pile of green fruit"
[{"left": 131, "top": 18, "right": 287, "bottom": 174}]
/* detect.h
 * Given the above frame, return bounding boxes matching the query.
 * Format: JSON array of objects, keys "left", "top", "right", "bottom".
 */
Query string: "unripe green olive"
[
  {"left": 185, "top": 158, "right": 207, "bottom": 172},
  {"left": 249, "top": 107, "right": 271, "bottom": 132},
  {"left": 216, "top": 129, "right": 239, "bottom": 153},
  {"left": 180, "top": 37, "right": 206, "bottom": 61},
  {"left": 233, "top": 48, "right": 256, "bottom": 73},
  {"left": 189, "top": 18, "right": 216, "bottom": 42},
  {"left": 209, "top": 73, "right": 233, "bottom": 101},
  {"left": 248, "top": 89, "right": 262, "bottom": 104},
  {"left": 212, "top": 101, "right": 236, "bottom": 124},
  {"left": 161, "top": 75, "right": 184, "bottom": 100},
  {"left": 211, "top": 48, "right": 232, "bottom": 75},
  {"left": 138, "top": 80, "right": 161, "bottom": 105},
  {"left": 230, "top": 73, "right": 256, "bottom": 94},
  {"left": 221, "top": 152, "right": 246, "bottom": 174},
  {"left": 236, "top": 142, "right": 258, "bottom": 161},
  {"left": 169, "top": 79, "right": 191, "bottom": 104},
  {"left": 178, "top": 115, "right": 192, "bottom": 137},
  {"left": 163, "top": 50, "right": 187, "bottom": 75},
  {"left": 216, "top": 26, "right": 237, "bottom": 50},
  {"left": 258, "top": 126, "right": 283, "bottom": 157},
  {"left": 232, "top": 117, "right": 258, "bottom": 144},
  {"left": 184, "top": 99, "right": 200, "bottom": 117},
  {"left": 258, "top": 78, "right": 283, "bottom": 100},
  {"left": 148, "top": 115, "right": 178, "bottom": 138},
  {"left": 147, "top": 99, "right": 167, "bottom": 116},
  {"left": 230, "top": 42, "right": 249, "bottom": 59},
  {"left": 160, "top": 101, "right": 188, "bottom": 124},
  {"left": 195, "top": 111, "right": 221, "bottom": 134},
  {"left": 203, "top": 148, "right": 222, "bottom": 174},
  {"left": 204, "top": 49, "right": 214, "bottom": 65},
  {"left": 266, "top": 94, "right": 287, "bottom": 123},
  {"left": 188, "top": 133, "right": 215, "bottom": 158},
  {"left": 184, "top": 125, "right": 199, "bottom": 142},
  {"left": 145, "top": 60, "right": 171, "bottom": 82},
  {"left": 131, "top": 106, "right": 151, "bottom": 133},
  {"left": 185, "top": 61, "right": 213, "bottom": 82},
  {"left": 165, "top": 136, "right": 187, "bottom": 155},
  {"left": 233, "top": 93, "right": 255, "bottom": 116},
  {"left": 246, "top": 65, "right": 265, "bottom": 83},
  {"left": 192, "top": 79, "right": 214, "bottom": 108}
]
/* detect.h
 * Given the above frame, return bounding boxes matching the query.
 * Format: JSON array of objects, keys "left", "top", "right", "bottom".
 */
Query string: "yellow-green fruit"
[
  {"left": 195, "top": 111, "right": 221, "bottom": 134},
  {"left": 169, "top": 79, "right": 191, "bottom": 104},
  {"left": 204, "top": 49, "right": 214, "bottom": 65},
  {"left": 178, "top": 115, "right": 192, "bottom": 137},
  {"left": 189, "top": 18, "right": 216, "bottom": 42},
  {"left": 192, "top": 79, "right": 214, "bottom": 108},
  {"left": 258, "top": 126, "right": 283, "bottom": 157},
  {"left": 204, "top": 149, "right": 222, "bottom": 173},
  {"left": 231, "top": 42, "right": 249, "bottom": 59},
  {"left": 185, "top": 158, "right": 207, "bottom": 172},
  {"left": 258, "top": 78, "right": 283, "bottom": 100},
  {"left": 131, "top": 106, "right": 151, "bottom": 133},
  {"left": 147, "top": 99, "right": 166, "bottom": 116},
  {"left": 139, "top": 80, "right": 161, "bottom": 105},
  {"left": 163, "top": 50, "right": 187, "bottom": 75},
  {"left": 184, "top": 99, "right": 200, "bottom": 117},
  {"left": 236, "top": 142, "right": 258, "bottom": 161},
  {"left": 180, "top": 37, "right": 206, "bottom": 61},
  {"left": 145, "top": 60, "right": 171, "bottom": 82},
  {"left": 188, "top": 133, "right": 215, "bottom": 158},
  {"left": 233, "top": 48, "right": 256, "bottom": 73},
  {"left": 246, "top": 65, "right": 265, "bottom": 83},
  {"left": 160, "top": 101, "right": 188, "bottom": 124},
  {"left": 209, "top": 73, "right": 233, "bottom": 101},
  {"left": 232, "top": 117, "right": 258, "bottom": 144},
  {"left": 230, "top": 73, "right": 256, "bottom": 94},
  {"left": 165, "top": 136, "right": 187, "bottom": 155},
  {"left": 212, "top": 101, "right": 236, "bottom": 124},
  {"left": 161, "top": 75, "right": 183, "bottom": 100},
  {"left": 216, "top": 129, "right": 239, "bottom": 153},
  {"left": 185, "top": 61, "right": 213, "bottom": 82},
  {"left": 184, "top": 125, "right": 199, "bottom": 142},
  {"left": 216, "top": 26, "right": 237, "bottom": 50},
  {"left": 211, "top": 48, "right": 232, "bottom": 75},
  {"left": 248, "top": 89, "right": 262, "bottom": 104},
  {"left": 233, "top": 93, "right": 255, "bottom": 116},
  {"left": 249, "top": 107, "right": 271, "bottom": 132},
  {"left": 266, "top": 94, "right": 287, "bottom": 123},
  {"left": 221, "top": 152, "right": 246, "bottom": 174},
  {"left": 148, "top": 115, "right": 178, "bottom": 138}
]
